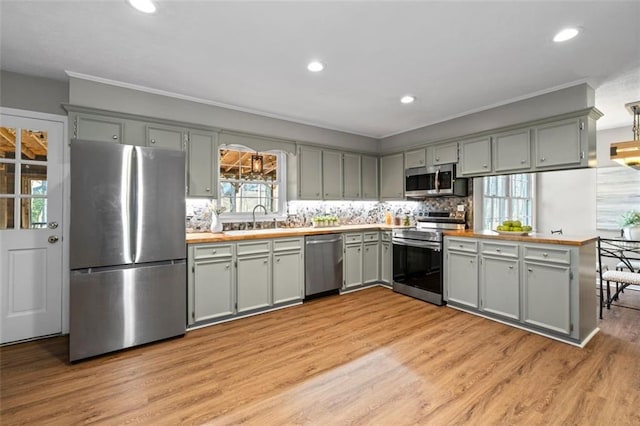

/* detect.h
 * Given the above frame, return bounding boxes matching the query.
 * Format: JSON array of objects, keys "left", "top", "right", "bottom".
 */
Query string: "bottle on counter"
[
  {"left": 385, "top": 211, "right": 393, "bottom": 225},
  {"left": 403, "top": 215, "right": 410, "bottom": 226}
]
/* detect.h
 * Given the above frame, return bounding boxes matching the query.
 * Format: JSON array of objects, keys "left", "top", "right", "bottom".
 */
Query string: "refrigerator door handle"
[{"left": 131, "top": 147, "right": 139, "bottom": 263}]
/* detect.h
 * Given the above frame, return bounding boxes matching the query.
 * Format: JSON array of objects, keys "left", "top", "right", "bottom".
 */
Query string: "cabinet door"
[
  {"left": 75, "top": 114, "right": 123, "bottom": 143},
  {"left": 188, "top": 130, "right": 217, "bottom": 197},
  {"left": 493, "top": 129, "right": 531, "bottom": 172},
  {"left": 361, "top": 155, "right": 379, "bottom": 199},
  {"left": 343, "top": 153, "right": 361, "bottom": 199},
  {"left": 523, "top": 261, "right": 571, "bottom": 335},
  {"left": 480, "top": 256, "right": 519, "bottom": 320},
  {"left": 322, "top": 150, "right": 343, "bottom": 199},
  {"left": 273, "top": 251, "right": 303, "bottom": 304},
  {"left": 380, "top": 242, "right": 391, "bottom": 284},
  {"left": 380, "top": 153, "right": 404, "bottom": 200},
  {"left": 459, "top": 136, "right": 491, "bottom": 176},
  {"left": 430, "top": 142, "right": 458, "bottom": 165},
  {"left": 363, "top": 242, "right": 379, "bottom": 283},
  {"left": 534, "top": 118, "right": 583, "bottom": 169},
  {"left": 405, "top": 148, "right": 426, "bottom": 169},
  {"left": 146, "top": 124, "right": 185, "bottom": 150},
  {"left": 237, "top": 255, "right": 271, "bottom": 312},
  {"left": 344, "top": 244, "right": 363, "bottom": 288},
  {"left": 193, "top": 258, "right": 234, "bottom": 322},
  {"left": 446, "top": 251, "right": 478, "bottom": 308},
  {"left": 298, "top": 146, "right": 322, "bottom": 199}
]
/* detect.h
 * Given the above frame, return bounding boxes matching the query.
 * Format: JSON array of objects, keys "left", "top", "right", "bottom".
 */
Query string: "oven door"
[{"left": 392, "top": 238, "right": 443, "bottom": 304}]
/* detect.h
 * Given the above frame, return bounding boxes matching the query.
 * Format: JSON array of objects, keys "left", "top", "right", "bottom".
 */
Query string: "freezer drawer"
[{"left": 70, "top": 261, "right": 186, "bottom": 361}]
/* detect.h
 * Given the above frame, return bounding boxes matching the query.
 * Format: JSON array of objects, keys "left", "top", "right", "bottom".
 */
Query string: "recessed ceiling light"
[
  {"left": 307, "top": 61, "right": 325, "bottom": 72},
  {"left": 400, "top": 95, "right": 416, "bottom": 104},
  {"left": 127, "top": 0, "right": 156, "bottom": 14},
  {"left": 553, "top": 28, "right": 579, "bottom": 42}
]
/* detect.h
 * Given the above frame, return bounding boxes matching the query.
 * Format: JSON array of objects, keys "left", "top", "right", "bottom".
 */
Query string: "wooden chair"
[{"left": 597, "top": 237, "right": 640, "bottom": 319}]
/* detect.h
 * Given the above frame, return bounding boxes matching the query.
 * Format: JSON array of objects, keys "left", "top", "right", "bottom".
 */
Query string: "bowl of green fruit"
[{"left": 494, "top": 220, "right": 533, "bottom": 236}]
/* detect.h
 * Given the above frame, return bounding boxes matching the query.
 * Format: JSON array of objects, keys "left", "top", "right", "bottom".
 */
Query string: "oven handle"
[
  {"left": 435, "top": 168, "right": 440, "bottom": 192},
  {"left": 392, "top": 239, "right": 442, "bottom": 251}
]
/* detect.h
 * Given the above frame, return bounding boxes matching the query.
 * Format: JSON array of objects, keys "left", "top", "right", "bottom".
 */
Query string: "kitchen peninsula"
[{"left": 443, "top": 231, "right": 598, "bottom": 347}]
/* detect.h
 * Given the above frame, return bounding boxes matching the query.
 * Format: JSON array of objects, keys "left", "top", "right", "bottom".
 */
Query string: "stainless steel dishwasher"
[{"left": 305, "top": 233, "right": 343, "bottom": 297}]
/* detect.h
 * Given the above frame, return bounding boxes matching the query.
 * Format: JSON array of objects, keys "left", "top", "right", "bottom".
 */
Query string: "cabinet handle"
[
  {"left": 366, "top": 248, "right": 369, "bottom": 252},
  {"left": 358, "top": 248, "right": 361, "bottom": 252},
  {"left": 496, "top": 249, "right": 501, "bottom": 253},
  {"left": 459, "top": 244, "right": 463, "bottom": 248},
  {"left": 263, "top": 259, "right": 268, "bottom": 264},
  {"left": 276, "top": 258, "right": 280, "bottom": 263},
  {"left": 483, "top": 164, "right": 488, "bottom": 168},
  {"left": 212, "top": 250, "right": 217, "bottom": 254},
  {"left": 225, "top": 264, "right": 230, "bottom": 269},
  {"left": 205, "top": 188, "right": 211, "bottom": 192},
  {"left": 528, "top": 268, "right": 533, "bottom": 272},
  {"left": 520, "top": 160, "right": 526, "bottom": 164},
  {"left": 543, "top": 253, "right": 548, "bottom": 257},
  {"left": 316, "top": 193, "right": 320, "bottom": 196},
  {"left": 508, "top": 265, "right": 514, "bottom": 270},
  {"left": 435, "top": 158, "right": 440, "bottom": 162},
  {"left": 540, "top": 157, "right": 546, "bottom": 162},
  {"left": 469, "top": 259, "right": 474, "bottom": 264},
  {"left": 112, "top": 135, "right": 118, "bottom": 140},
  {"left": 150, "top": 139, "right": 156, "bottom": 144}
]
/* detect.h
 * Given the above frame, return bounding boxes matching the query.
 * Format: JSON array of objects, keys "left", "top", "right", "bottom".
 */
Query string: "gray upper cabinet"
[
  {"left": 74, "top": 113, "right": 123, "bottom": 143},
  {"left": 428, "top": 142, "right": 458, "bottom": 165},
  {"left": 404, "top": 148, "right": 426, "bottom": 169},
  {"left": 361, "top": 155, "right": 379, "bottom": 200},
  {"left": 146, "top": 124, "right": 185, "bottom": 150},
  {"left": 298, "top": 146, "right": 323, "bottom": 199},
  {"left": 343, "top": 153, "right": 361, "bottom": 199},
  {"left": 493, "top": 128, "right": 531, "bottom": 173},
  {"left": 459, "top": 136, "right": 492, "bottom": 176},
  {"left": 322, "top": 150, "right": 343, "bottom": 199},
  {"left": 533, "top": 118, "right": 583, "bottom": 169},
  {"left": 380, "top": 153, "right": 404, "bottom": 200},
  {"left": 188, "top": 130, "right": 217, "bottom": 197}
]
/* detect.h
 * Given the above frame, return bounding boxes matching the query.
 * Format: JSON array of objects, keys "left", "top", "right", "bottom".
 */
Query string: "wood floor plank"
[{"left": 2, "top": 286, "right": 639, "bottom": 425}]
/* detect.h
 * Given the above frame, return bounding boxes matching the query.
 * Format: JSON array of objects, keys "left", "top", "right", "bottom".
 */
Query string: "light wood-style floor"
[{"left": 1, "top": 286, "right": 639, "bottom": 425}]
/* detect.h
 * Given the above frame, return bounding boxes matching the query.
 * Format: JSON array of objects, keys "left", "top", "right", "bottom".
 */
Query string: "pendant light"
[
  {"left": 251, "top": 152, "right": 264, "bottom": 177},
  {"left": 610, "top": 101, "right": 640, "bottom": 170}
]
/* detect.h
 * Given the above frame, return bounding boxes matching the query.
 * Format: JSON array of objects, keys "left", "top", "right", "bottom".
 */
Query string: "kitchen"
[{"left": 1, "top": 1, "right": 640, "bottom": 424}]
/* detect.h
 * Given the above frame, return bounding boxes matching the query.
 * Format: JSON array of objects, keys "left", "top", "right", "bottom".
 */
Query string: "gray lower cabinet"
[
  {"left": 188, "top": 130, "right": 218, "bottom": 197},
  {"left": 444, "top": 236, "right": 597, "bottom": 346},
  {"left": 344, "top": 243, "right": 363, "bottom": 288},
  {"left": 523, "top": 260, "right": 571, "bottom": 335},
  {"left": 380, "top": 240, "right": 391, "bottom": 284},
  {"left": 189, "top": 243, "right": 235, "bottom": 324},
  {"left": 363, "top": 241, "right": 379, "bottom": 284},
  {"left": 446, "top": 250, "right": 479, "bottom": 308},
  {"left": 273, "top": 238, "right": 304, "bottom": 304},
  {"left": 237, "top": 254, "right": 271, "bottom": 313}
]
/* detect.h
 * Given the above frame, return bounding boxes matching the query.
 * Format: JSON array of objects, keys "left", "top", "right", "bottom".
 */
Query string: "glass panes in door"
[{"left": 0, "top": 127, "right": 49, "bottom": 229}]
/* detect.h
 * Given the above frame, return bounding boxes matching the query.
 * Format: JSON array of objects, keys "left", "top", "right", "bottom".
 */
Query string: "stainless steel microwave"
[{"left": 405, "top": 164, "right": 468, "bottom": 198}]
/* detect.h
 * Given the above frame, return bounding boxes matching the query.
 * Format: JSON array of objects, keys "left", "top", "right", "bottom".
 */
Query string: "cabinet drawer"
[
  {"left": 447, "top": 238, "right": 478, "bottom": 253},
  {"left": 237, "top": 240, "right": 271, "bottom": 255},
  {"left": 363, "top": 232, "right": 379, "bottom": 242},
  {"left": 344, "top": 233, "right": 363, "bottom": 244},
  {"left": 193, "top": 244, "right": 233, "bottom": 259},
  {"left": 381, "top": 232, "right": 391, "bottom": 242},
  {"left": 481, "top": 241, "right": 518, "bottom": 258},
  {"left": 523, "top": 246, "right": 570, "bottom": 264},
  {"left": 273, "top": 238, "right": 303, "bottom": 252}
]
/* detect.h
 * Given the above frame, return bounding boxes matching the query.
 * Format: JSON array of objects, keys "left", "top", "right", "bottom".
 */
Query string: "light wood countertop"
[
  {"left": 443, "top": 230, "right": 598, "bottom": 246},
  {"left": 186, "top": 224, "right": 407, "bottom": 244}
]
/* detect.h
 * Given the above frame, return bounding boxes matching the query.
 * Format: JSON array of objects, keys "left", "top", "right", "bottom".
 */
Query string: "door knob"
[
  {"left": 48, "top": 236, "right": 59, "bottom": 244},
  {"left": 48, "top": 221, "right": 58, "bottom": 229}
]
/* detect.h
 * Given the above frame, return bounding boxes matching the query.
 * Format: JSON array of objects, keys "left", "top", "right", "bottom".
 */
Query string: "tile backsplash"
[{"left": 186, "top": 185, "right": 473, "bottom": 232}]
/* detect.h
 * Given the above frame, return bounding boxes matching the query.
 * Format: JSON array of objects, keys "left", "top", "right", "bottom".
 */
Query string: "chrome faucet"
[{"left": 252, "top": 204, "right": 268, "bottom": 229}]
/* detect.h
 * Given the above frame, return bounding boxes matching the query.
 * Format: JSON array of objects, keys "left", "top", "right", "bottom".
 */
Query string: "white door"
[{"left": 0, "top": 112, "right": 64, "bottom": 344}]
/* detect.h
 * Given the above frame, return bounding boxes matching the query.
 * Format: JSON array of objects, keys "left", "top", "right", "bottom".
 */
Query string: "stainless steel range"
[{"left": 392, "top": 211, "right": 466, "bottom": 305}]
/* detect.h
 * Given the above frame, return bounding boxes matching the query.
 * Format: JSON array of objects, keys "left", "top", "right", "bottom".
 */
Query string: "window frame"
[
  {"left": 473, "top": 173, "right": 537, "bottom": 231},
  {"left": 217, "top": 145, "right": 287, "bottom": 222}
]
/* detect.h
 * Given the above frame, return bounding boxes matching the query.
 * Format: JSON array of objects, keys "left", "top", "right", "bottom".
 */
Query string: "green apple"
[
  {"left": 512, "top": 220, "right": 522, "bottom": 227},
  {"left": 523, "top": 225, "right": 532, "bottom": 232},
  {"left": 502, "top": 220, "right": 512, "bottom": 227},
  {"left": 512, "top": 226, "right": 523, "bottom": 232},
  {"left": 496, "top": 225, "right": 504, "bottom": 231}
]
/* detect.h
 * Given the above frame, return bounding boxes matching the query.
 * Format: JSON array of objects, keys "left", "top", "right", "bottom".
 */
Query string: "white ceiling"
[{"left": 1, "top": 1, "right": 639, "bottom": 138}]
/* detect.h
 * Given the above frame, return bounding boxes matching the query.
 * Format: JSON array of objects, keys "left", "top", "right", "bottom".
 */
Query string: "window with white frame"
[
  {"left": 218, "top": 147, "right": 286, "bottom": 216},
  {"left": 481, "top": 173, "right": 534, "bottom": 230}
]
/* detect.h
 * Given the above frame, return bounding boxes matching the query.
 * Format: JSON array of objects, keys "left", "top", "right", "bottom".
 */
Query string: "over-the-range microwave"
[{"left": 405, "top": 163, "right": 468, "bottom": 198}]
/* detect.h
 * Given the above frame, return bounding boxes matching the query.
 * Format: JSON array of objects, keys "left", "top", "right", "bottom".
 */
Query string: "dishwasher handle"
[{"left": 306, "top": 238, "right": 342, "bottom": 245}]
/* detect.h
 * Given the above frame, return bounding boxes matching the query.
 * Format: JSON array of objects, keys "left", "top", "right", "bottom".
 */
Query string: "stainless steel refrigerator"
[{"left": 69, "top": 140, "right": 186, "bottom": 361}]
